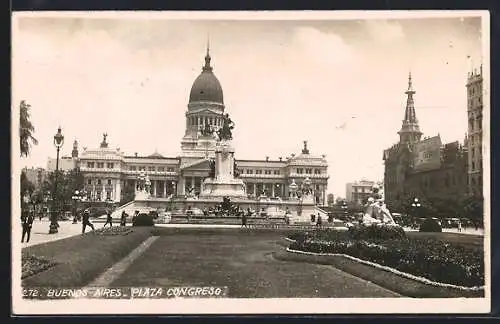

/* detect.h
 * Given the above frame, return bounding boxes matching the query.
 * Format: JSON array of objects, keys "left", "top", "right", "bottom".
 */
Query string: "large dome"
[{"left": 189, "top": 50, "right": 224, "bottom": 104}]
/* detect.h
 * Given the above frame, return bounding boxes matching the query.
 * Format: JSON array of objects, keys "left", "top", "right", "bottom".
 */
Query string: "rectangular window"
[
  {"left": 97, "top": 179, "right": 102, "bottom": 185},
  {"left": 130, "top": 166, "right": 136, "bottom": 171},
  {"left": 256, "top": 170, "right": 262, "bottom": 174},
  {"left": 149, "top": 166, "right": 155, "bottom": 171},
  {"left": 246, "top": 169, "right": 253, "bottom": 174},
  {"left": 107, "top": 179, "right": 112, "bottom": 185},
  {"left": 265, "top": 170, "right": 271, "bottom": 175},
  {"left": 305, "top": 168, "right": 312, "bottom": 174},
  {"left": 314, "top": 169, "right": 320, "bottom": 174},
  {"left": 87, "top": 179, "right": 92, "bottom": 185},
  {"left": 297, "top": 168, "right": 303, "bottom": 174},
  {"left": 274, "top": 170, "right": 280, "bottom": 175},
  {"left": 97, "top": 162, "right": 104, "bottom": 168},
  {"left": 158, "top": 167, "right": 165, "bottom": 172},
  {"left": 87, "top": 162, "right": 94, "bottom": 168},
  {"left": 167, "top": 167, "right": 174, "bottom": 172}
]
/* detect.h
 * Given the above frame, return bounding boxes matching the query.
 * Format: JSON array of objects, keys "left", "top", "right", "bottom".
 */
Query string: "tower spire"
[
  {"left": 203, "top": 35, "right": 212, "bottom": 72},
  {"left": 398, "top": 71, "right": 422, "bottom": 145}
]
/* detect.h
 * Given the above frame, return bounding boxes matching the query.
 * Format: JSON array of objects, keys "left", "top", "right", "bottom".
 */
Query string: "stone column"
[
  {"left": 191, "top": 177, "right": 195, "bottom": 193},
  {"left": 179, "top": 177, "right": 185, "bottom": 195},
  {"left": 272, "top": 184, "right": 275, "bottom": 197},
  {"left": 115, "top": 179, "right": 121, "bottom": 203},
  {"left": 153, "top": 180, "right": 157, "bottom": 197},
  {"left": 253, "top": 183, "right": 256, "bottom": 196},
  {"left": 163, "top": 180, "right": 167, "bottom": 197}
]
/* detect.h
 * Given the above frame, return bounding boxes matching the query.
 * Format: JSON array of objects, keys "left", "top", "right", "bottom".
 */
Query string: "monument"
[
  {"left": 135, "top": 170, "right": 151, "bottom": 201},
  {"left": 199, "top": 113, "right": 247, "bottom": 199}
]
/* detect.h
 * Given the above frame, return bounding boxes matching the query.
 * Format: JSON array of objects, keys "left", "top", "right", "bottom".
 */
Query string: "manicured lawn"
[
  {"left": 112, "top": 228, "right": 400, "bottom": 298},
  {"left": 22, "top": 227, "right": 152, "bottom": 288}
]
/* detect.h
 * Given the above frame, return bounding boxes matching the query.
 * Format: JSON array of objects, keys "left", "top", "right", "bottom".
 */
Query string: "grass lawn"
[
  {"left": 112, "top": 228, "right": 400, "bottom": 298},
  {"left": 22, "top": 227, "right": 152, "bottom": 288}
]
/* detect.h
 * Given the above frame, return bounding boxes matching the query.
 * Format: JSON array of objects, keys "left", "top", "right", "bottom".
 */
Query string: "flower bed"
[
  {"left": 22, "top": 255, "right": 57, "bottom": 279},
  {"left": 94, "top": 226, "right": 134, "bottom": 236},
  {"left": 287, "top": 229, "right": 484, "bottom": 288}
]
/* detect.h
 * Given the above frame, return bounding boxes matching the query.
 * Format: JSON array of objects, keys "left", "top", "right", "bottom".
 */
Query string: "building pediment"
[{"left": 180, "top": 158, "right": 212, "bottom": 172}]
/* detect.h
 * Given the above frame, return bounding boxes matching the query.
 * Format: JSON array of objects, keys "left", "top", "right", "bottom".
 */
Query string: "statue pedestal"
[
  {"left": 200, "top": 140, "right": 246, "bottom": 199},
  {"left": 135, "top": 189, "right": 151, "bottom": 201}
]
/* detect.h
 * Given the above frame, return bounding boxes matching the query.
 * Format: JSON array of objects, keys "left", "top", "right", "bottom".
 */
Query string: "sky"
[{"left": 12, "top": 12, "right": 485, "bottom": 198}]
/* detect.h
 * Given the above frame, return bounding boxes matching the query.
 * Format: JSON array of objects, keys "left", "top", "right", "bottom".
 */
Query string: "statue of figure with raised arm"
[{"left": 217, "top": 113, "right": 234, "bottom": 141}]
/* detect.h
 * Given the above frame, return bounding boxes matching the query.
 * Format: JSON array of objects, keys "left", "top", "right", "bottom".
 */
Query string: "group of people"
[{"left": 80, "top": 208, "right": 134, "bottom": 234}]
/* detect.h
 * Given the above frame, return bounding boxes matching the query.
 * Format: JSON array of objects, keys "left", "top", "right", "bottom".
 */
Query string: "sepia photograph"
[{"left": 12, "top": 10, "right": 490, "bottom": 314}]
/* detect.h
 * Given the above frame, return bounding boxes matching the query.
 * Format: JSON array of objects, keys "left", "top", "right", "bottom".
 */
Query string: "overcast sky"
[{"left": 12, "top": 12, "right": 485, "bottom": 198}]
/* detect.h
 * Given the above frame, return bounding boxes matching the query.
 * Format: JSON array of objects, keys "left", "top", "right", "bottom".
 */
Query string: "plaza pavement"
[{"left": 21, "top": 219, "right": 85, "bottom": 247}]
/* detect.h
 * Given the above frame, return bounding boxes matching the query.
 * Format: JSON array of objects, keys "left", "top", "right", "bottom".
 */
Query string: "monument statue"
[
  {"left": 217, "top": 113, "right": 234, "bottom": 141},
  {"left": 362, "top": 185, "right": 396, "bottom": 226},
  {"left": 208, "top": 159, "right": 216, "bottom": 179}
]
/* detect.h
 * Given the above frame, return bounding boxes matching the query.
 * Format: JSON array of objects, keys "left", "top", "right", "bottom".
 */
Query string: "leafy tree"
[
  {"left": 41, "top": 169, "right": 85, "bottom": 211},
  {"left": 121, "top": 181, "right": 136, "bottom": 205},
  {"left": 461, "top": 195, "right": 484, "bottom": 225},
  {"left": 19, "top": 100, "right": 38, "bottom": 157}
]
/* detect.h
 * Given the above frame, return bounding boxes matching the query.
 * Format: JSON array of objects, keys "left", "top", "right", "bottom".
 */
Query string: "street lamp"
[
  {"left": 72, "top": 190, "right": 81, "bottom": 223},
  {"left": 49, "top": 127, "right": 64, "bottom": 234},
  {"left": 411, "top": 197, "right": 421, "bottom": 219}
]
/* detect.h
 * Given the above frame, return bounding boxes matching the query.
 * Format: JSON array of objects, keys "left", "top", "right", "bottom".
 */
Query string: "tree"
[
  {"left": 19, "top": 100, "right": 38, "bottom": 157},
  {"left": 121, "top": 182, "right": 136, "bottom": 205},
  {"left": 461, "top": 195, "right": 484, "bottom": 225},
  {"left": 41, "top": 169, "right": 85, "bottom": 211}
]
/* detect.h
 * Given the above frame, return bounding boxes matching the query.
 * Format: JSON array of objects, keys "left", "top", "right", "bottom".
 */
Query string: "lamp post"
[
  {"left": 49, "top": 127, "right": 64, "bottom": 234},
  {"left": 341, "top": 200, "right": 348, "bottom": 220},
  {"left": 72, "top": 190, "right": 81, "bottom": 224},
  {"left": 411, "top": 197, "right": 421, "bottom": 220}
]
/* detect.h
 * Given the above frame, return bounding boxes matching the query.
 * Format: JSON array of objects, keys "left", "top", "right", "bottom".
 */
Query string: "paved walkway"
[
  {"left": 21, "top": 220, "right": 83, "bottom": 247},
  {"left": 403, "top": 226, "right": 484, "bottom": 236}
]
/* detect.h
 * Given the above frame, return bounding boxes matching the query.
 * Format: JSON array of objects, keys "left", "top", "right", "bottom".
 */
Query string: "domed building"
[{"left": 77, "top": 45, "right": 329, "bottom": 205}]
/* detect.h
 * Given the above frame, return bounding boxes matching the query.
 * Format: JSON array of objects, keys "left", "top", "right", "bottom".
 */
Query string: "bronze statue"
[{"left": 217, "top": 113, "right": 234, "bottom": 141}]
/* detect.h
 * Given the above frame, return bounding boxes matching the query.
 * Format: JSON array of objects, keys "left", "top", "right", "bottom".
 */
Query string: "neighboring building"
[
  {"left": 46, "top": 140, "right": 80, "bottom": 172},
  {"left": 76, "top": 46, "right": 329, "bottom": 204},
  {"left": 345, "top": 179, "right": 377, "bottom": 205},
  {"left": 466, "top": 66, "right": 483, "bottom": 196},
  {"left": 383, "top": 72, "right": 468, "bottom": 209}
]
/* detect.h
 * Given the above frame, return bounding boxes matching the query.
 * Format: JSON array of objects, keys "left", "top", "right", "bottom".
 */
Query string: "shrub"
[
  {"left": 419, "top": 218, "right": 442, "bottom": 232},
  {"left": 289, "top": 237, "right": 484, "bottom": 287},
  {"left": 133, "top": 213, "right": 154, "bottom": 227},
  {"left": 348, "top": 224, "right": 407, "bottom": 240}
]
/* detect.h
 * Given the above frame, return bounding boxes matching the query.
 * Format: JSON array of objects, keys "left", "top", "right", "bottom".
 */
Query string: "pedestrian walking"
[
  {"left": 120, "top": 211, "right": 127, "bottom": 226},
  {"left": 21, "top": 211, "right": 34, "bottom": 243},
  {"left": 316, "top": 214, "right": 322, "bottom": 229},
  {"left": 458, "top": 221, "right": 462, "bottom": 233},
  {"left": 82, "top": 209, "right": 95, "bottom": 234},
  {"left": 241, "top": 212, "right": 248, "bottom": 229},
  {"left": 103, "top": 209, "right": 113, "bottom": 228}
]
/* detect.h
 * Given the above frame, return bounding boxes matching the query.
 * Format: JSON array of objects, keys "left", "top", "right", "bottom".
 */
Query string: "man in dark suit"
[
  {"left": 21, "top": 211, "right": 34, "bottom": 243},
  {"left": 82, "top": 209, "right": 95, "bottom": 234}
]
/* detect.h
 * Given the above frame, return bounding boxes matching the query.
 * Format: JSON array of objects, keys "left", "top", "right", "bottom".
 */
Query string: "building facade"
[
  {"left": 75, "top": 46, "right": 329, "bottom": 205},
  {"left": 466, "top": 66, "right": 483, "bottom": 196},
  {"left": 383, "top": 73, "right": 468, "bottom": 210},
  {"left": 46, "top": 140, "right": 80, "bottom": 172},
  {"left": 345, "top": 179, "right": 380, "bottom": 205}
]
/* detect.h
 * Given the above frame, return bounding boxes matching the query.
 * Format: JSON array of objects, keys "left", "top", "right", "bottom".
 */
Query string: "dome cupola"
[{"left": 189, "top": 44, "right": 224, "bottom": 105}]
